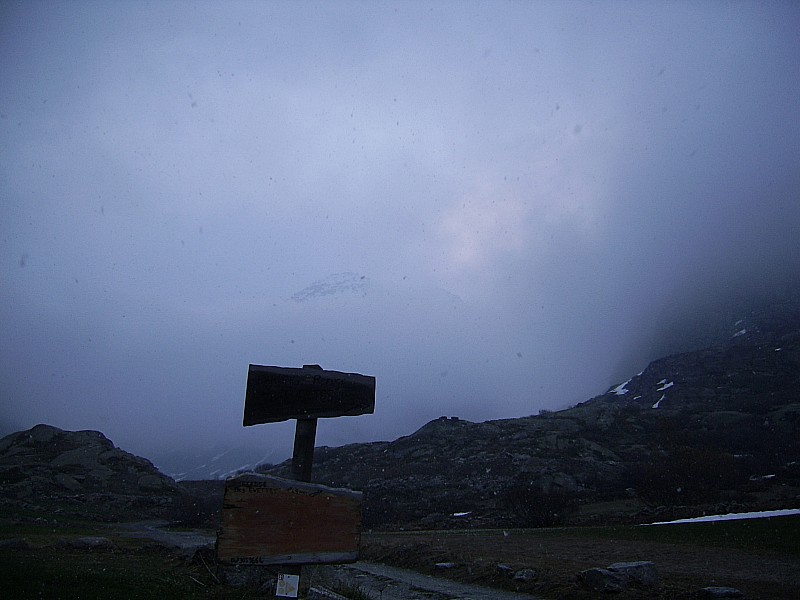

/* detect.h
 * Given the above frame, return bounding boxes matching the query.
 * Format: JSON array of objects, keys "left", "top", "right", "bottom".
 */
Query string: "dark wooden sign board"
[
  {"left": 217, "top": 473, "right": 362, "bottom": 566},
  {"left": 243, "top": 364, "right": 376, "bottom": 426}
]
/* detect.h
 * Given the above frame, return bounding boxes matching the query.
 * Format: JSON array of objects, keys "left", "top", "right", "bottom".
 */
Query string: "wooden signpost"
[{"left": 217, "top": 364, "right": 376, "bottom": 598}]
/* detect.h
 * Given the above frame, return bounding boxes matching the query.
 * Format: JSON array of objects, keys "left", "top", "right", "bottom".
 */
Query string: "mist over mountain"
[
  {"left": 256, "top": 299, "right": 800, "bottom": 529},
  {"left": 153, "top": 294, "right": 800, "bottom": 481},
  {"left": 1, "top": 298, "right": 798, "bottom": 533},
  {"left": 611, "top": 279, "right": 800, "bottom": 387},
  {"left": 152, "top": 444, "right": 278, "bottom": 483}
]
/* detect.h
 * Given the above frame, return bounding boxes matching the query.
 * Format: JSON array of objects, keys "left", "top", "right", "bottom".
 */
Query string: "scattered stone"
[
  {"left": 57, "top": 536, "right": 116, "bottom": 550},
  {"left": 578, "top": 567, "right": 627, "bottom": 593},
  {"left": 608, "top": 561, "right": 658, "bottom": 587},
  {"left": 496, "top": 563, "right": 513, "bottom": 576},
  {"left": 698, "top": 587, "right": 744, "bottom": 598},
  {"left": 513, "top": 568, "right": 538, "bottom": 582}
]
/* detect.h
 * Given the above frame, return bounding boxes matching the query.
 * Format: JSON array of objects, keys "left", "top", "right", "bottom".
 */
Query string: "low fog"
[{"left": 2, "top": 2, "right": 799, "bottom": 472}]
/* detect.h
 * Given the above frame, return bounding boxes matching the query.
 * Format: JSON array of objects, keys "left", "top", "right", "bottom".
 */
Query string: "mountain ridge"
[
  {"left": 1, "top": 301, "right": 798, "bottom": 530},
  {"left": 258, "top": 300, "right": 800, "bottom": 529}
]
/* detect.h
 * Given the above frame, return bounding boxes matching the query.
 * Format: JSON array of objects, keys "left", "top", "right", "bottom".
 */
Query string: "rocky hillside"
[
  {"left": 262, "top": 301, "right": 800, "bottom": 529},
  {"left": 0, "top": 424, "right": 187, "bottom": 522}
]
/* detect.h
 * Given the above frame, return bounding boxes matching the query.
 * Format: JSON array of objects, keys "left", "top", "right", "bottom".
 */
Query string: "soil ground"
[
  {"left": 358, "top": 520, "right": 800, "bottom": 599},
  {"left": 2, "top": 517, "right": 797, "bottom": 599}
]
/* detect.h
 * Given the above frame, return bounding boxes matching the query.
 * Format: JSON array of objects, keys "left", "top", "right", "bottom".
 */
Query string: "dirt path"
[{"left": 316, "top": 562, "right": 542, "bottom": 600}]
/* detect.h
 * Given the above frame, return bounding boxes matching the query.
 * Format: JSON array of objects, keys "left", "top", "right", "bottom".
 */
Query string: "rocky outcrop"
[{"left": 0, "top": 424, "right": 185, "bottom": 521}]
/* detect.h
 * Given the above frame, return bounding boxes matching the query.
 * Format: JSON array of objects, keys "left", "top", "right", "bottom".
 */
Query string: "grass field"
[
  {"left": 590, "top": 516, "right": 800, "bottom": 555},
  {"left": 0, "top": 519, "right": 246, "bottom": 600},
  {"left": 376, "top": 514, "right": 800, "bottom": 555},
  {"left": 1, "top": 545, "right": 230, "bottom": 599}
]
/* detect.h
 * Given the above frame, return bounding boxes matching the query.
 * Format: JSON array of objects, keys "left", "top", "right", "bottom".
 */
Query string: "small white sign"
[{"left": 276, "top": 573, "right": 300, "bottom": 598}]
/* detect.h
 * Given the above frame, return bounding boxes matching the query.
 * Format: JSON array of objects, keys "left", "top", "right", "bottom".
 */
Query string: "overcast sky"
[{"left": 2, "top": 1, "right": 799, "bottom": 469}]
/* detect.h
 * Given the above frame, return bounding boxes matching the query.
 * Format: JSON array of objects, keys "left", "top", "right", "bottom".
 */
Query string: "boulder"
[
  {"left": 54, "top": 473, "right": 82, "bottom": 492},
  {"left": 87, "top": 467, "right": 115, "bottom": 480},
  {"left": 51, "top": 447, "right": 100, "bottom": 469},
  {"left": 608, "top": 561, "right": 658, "bottom": 587},
  {"left": 580, "top": 561, "right": 658, "bottom": 593},
  {"left": 513, "top": 568, "right": 538, "bottom": 582},
  {"left": 578, "top": 567, "right": 627, "bottom": 593}
]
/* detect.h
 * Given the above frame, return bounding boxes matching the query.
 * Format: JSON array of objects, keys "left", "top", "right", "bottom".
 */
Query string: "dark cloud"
[{"left": 1, "top": 2, "right": 798, "bottom": 469}]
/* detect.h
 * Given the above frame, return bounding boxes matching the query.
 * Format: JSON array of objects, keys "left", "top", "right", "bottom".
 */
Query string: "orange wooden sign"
[{"left": 216, "top": 473, "right": 363, "bottom": 565}]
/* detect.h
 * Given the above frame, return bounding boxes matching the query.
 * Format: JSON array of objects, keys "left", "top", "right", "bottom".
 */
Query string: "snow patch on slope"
[
  {"left": 610, "top": 379, "right": 631, "bottom": 395},
  {"left": 646, "top": 508, "right": 800, "bottom": 525},
  {"left": 292, "top": 272, "right": 369, "bottom": 302}
]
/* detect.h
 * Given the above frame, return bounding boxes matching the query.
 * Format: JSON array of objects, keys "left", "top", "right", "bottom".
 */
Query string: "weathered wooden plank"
[
  {"left": 243, "top": 365, "right": 376, "bottom": 426},
  {"left": 216, "top": 473, "right": 363, "bottom": 565}
]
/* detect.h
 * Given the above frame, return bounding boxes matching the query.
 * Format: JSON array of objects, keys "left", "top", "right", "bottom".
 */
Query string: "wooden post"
[
  {"left": 291, "top": 418, "right": 317, "bottom": 483},
  {"left": 289, "top": 364, "right": 322, "bottom": 486},
  {"left": 283, "top": 366, "right": 321, "bottom": 597}
]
